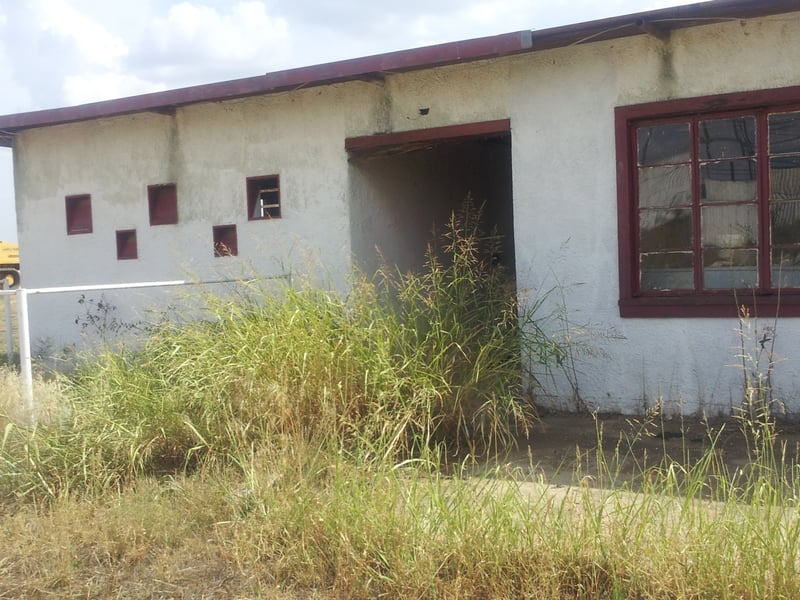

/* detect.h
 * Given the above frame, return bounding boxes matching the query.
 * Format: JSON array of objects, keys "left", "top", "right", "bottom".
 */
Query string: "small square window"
[
  {"left": 213, "top": 224, "right": 238, "bottom": 257},
  {"left": 148, "top": 183, "right": 178, "bottom": 225},
  {"left": 116, "top": 229, "right": 138, "bottom": 260},
  {"left": 247, "top": 175, "right": 281, "bottom": 220},
  {"left": 65, "top": 194, "right": 93, "bottom": 234}
]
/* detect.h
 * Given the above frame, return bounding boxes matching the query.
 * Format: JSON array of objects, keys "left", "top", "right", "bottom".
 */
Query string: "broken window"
[
  {"left": 246, "top": 175, "right": 281, "bottom": 220},
  {"left": 617, "top": 89, "right": 800, "bottom": 316}
]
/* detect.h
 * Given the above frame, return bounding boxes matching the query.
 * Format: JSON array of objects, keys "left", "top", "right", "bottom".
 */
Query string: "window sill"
[{"left": 619, "top": 294, "right": 800, "bottom": 318}]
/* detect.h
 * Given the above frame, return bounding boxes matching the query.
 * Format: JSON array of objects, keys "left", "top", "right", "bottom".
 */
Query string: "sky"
[{"left": 0, "top": 0, "right": 699, "bottom": 243}]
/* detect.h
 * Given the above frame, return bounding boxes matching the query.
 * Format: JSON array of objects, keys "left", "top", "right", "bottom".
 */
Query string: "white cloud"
[
  {"left": 34, "top": 0, "right": 128, "bottom": 69},
  {"left": 62, "top": 72, "right": 168, "bottom": 106},
  {"left": 145, "top": 1, "right": 290, "bottom": 65},
  {"left": 0, "top": 7, "right": 33, "bottom": 113}
]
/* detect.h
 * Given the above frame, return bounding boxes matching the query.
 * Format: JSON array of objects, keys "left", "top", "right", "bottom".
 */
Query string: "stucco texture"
[{"left": 13, "top": 10, "right": 800, "bottom": 415}]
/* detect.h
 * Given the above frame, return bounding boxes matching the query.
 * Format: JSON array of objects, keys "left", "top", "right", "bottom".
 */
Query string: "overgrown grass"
[
  {"left": 2, "top": 420, "right": 800, "bottom": 598},
  {"left": 0, "top": 203, "right": 799, "bottom": 597},
  {"left": 0, "top": 203, "right": 558, "bottom": 498}
]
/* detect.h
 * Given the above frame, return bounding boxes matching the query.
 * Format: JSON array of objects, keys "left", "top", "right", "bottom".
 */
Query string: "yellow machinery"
[{"left": 0, "top": 241, "right": 19, "bottom": 288}]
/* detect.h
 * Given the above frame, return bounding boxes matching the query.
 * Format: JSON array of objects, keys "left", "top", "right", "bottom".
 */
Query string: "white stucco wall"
[
  {"left": 505, "top": 13, "right": 800, "bottom": 415},
  {"left": 13, "top": 10, "right": 800, "bottom": 415}
]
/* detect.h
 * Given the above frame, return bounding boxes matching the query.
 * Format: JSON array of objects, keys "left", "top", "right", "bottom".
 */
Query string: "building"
[{"left": 1, "top": 0, "right": 799, "bottom": 415}]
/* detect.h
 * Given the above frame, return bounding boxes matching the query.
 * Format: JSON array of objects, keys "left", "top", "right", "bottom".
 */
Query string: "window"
[
  {"left": 65, "top": 194, "right": 93, "bottom": 234},
  {"left": 213, "top": 224, "right": 238, "bottom": 257},
  {"left": 616, "top": 86, "right": 800, "bottom": 317},
  {"left": 116, "top": 229, "right": 138, "bottom": 260},
  {"left": 148, "top": 183, "right": 178, "bottom": 225},
  {"left": 246, "top": 175, "right": 280, "bottom": 220}
]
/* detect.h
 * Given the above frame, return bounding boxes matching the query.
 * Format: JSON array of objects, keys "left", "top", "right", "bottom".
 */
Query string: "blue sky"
[{"left": 0, "top": 0, "right": 697, "bottom": 243}]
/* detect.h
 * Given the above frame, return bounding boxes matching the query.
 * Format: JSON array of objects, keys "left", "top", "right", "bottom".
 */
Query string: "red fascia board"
[
  {"left": 531, "top": 0, "right": 800, "bottom": 50},
  {"left": 345, "top": 119, "right": 511, "bottom": 154},
  {"left": 0, "top": 32, "right": 532, "bottom": 137},
  {"left": 0, "top": 0, "right": 797, "bottom": 140}
]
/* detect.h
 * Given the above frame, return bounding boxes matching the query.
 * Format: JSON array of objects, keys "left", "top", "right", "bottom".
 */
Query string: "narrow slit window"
[
  {"left": 116, "top": 229, "right": 138, "bottom": 260},
  {"left": 213, "top": 224, "right": 238, "bottom": 257},
  {"left": 247, "top": 175, "right": 281, "bottom": 220},
  {"left": 65, "top": 194, "right": 93, "bottom": 234},
  {"left": 148, "top": 183, "right": 178, "bottom": 225}
]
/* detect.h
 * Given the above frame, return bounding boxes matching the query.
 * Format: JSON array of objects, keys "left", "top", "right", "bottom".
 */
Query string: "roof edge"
[{"left": 0, "top": 0, "right": 797, "bottom": 137}]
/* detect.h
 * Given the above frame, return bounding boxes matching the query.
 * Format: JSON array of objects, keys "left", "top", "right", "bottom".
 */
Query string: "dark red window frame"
[
  {"left": 213, "top": 224, "right": 238, "bottom": 257},
  {"left": 616, "top": 85, "right": 800, "bottom": 318},
  {"left": 246, "top": 175, "right": 280, "bottom": 220},
  {"left": 148, "top": 183, "right": 178, "bottom": 225},
  {"left": 65, "top": 194, "right": 93, "bottom": 235},
  {"left": 116, "top": 229, "right": 138, "bottom": 260}
]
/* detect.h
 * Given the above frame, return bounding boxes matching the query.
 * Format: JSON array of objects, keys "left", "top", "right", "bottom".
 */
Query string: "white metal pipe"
[
  {"left": 3, "top": 280, "right": 11, "bottom": 365},
  {"left": 17, "top": 288, "right": 32, "bottom": 421},
  {"left": 13, "top": 274, "right": 290, "bottom": 419},
  {"left": 24, "top": 279, "right": 187, "bottom": 295}
]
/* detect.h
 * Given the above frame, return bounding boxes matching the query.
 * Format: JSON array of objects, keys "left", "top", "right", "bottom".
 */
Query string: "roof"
[{"left": 0, "top": 0, "right": 797, "bottom": 145}]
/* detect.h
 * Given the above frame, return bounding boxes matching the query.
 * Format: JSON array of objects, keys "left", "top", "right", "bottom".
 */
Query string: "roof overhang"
[
  {"left": 0, "top": 0, "right": 797, "bottom": 146},
  {"left": 346, "top": 119, "right": 511, "bottom": 159}
]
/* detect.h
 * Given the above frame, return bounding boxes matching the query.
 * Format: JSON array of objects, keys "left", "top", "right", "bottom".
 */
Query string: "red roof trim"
[
  {"left": 0, "top": 0, "right": 797, "bottom": 139},
  {"left": 345, "top": 119, "right": 510, "bottom": 155},
  {"left": 0, "top": 32, "right": 532, "bottom": 137}
]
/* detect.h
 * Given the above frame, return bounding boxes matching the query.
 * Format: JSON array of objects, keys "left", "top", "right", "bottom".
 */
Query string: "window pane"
[
  {"left": 700, "top": 159, "right": 757, "bottom": 202},
  {"left": 772, "top": 248, "right": 800, "bottom": 287},
  {"left": 701, "top": 204, "right": 757, "bottom": 248},
  {"left": 641, "top": 252, "right": 693, "bottom": 290},
  {"left": 698, "top": 117, "right": 756, "bottom": 160},
  {"left": 771, "top": 201, "right": 800, "bottom": 245},
  {"left": 703, "top": 248, "right": 757, "bottom": 288},
  {"left": 638, "top": 165, "right": 691, "bottom": 208},
  {"left": 769, "top": 111, "right": 800, "bottom": 155},
  {"left": 637, "top": 123, "right": 690, "bottom": 166},
  {"left": 639, "top": 209, "right": 692, "bottom": 251},
  {"left": 770, "top": 156, "right": 800, "bottom": 201}
]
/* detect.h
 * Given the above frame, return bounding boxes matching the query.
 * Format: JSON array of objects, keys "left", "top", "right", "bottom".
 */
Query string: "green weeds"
[
  {"left": 0, "top": 202, "right": 557, "bottom": 498},
  {"left": 0, "top": 203, "right": 799, "bottom": 597}
]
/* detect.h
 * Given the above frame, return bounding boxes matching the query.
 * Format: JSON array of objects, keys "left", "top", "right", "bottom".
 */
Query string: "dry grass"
[
  {"left": 1, "top": 206, "right": 799, "bottom": 598},
  {"left": 0, "top": 292, "right": 17, "bottom": 365},
  {"left": 1, "top": 447, "right": 799, "bottom": 599}
]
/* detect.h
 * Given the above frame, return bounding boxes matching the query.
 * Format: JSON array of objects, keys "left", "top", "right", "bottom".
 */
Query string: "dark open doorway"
[{"left": 346, "top": 120, "right": 515, "bottom": 279}]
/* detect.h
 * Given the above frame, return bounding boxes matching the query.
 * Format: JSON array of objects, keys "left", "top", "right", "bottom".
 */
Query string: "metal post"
[
  {"left": 3, "top": 279, "right": 11, "bottom": 365},
  {"left": 16, "top": 287, "right": 33, "bottom": 420}
]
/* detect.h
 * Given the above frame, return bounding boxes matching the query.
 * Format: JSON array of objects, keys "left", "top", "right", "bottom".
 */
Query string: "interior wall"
[{"left": 348, "top": 136, "right": 514, "bottom": 276}]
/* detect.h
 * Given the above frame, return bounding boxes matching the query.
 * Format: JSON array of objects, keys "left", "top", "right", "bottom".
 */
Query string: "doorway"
[{"left": 346, "top": 120, "right": 515, "bottom": 278}]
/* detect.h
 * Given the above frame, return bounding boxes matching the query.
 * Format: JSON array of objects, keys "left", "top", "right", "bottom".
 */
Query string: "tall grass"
[
  {"left": 0, "top": 202, "right": 560, "bottom": 498},
  {"left": 1, "top": 203, "right": 800, "bottom": 597},
  {"left": 2, "top": 427, "right": 800, "bottom": 598}
]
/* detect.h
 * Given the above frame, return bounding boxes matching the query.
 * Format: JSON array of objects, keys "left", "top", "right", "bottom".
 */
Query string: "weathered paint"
[{"left": 10, "top": 8, "right": 800, "bottom": 415}]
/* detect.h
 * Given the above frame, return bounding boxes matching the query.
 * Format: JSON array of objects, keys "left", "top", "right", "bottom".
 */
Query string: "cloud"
[
  {"left": 0, "top": 8, "right": 32, "bottom": 113},
  {"left": 135, "top": 1, "right": 290, "bottom": 82},
  {"left": 34, "top": 0, "right": 128, "bottom": 69},
  {"left": 62, "top": 72, "right": 169, "bottom": 106}
]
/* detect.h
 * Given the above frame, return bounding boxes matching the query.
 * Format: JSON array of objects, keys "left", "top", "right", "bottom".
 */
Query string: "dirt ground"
[{"left": 498, "top": 411, "right": 800, "bottom": 488}]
